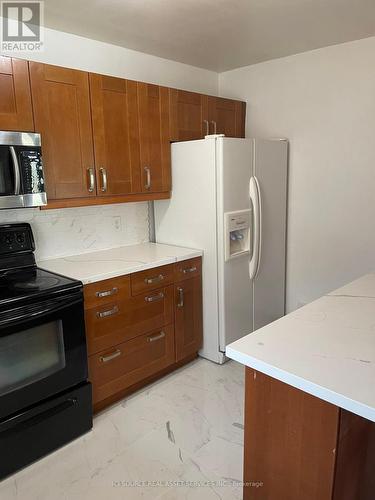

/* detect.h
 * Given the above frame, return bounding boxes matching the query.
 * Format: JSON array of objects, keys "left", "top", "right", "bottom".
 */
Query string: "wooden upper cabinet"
[
  {"left": 0, "top": 56, "right": 34, "bottom": 132},
  {"left": 170, "top": 89, "right": 246, "bottom": 141},
  {"left": 138, "top": 83, "right": 171, "bottom": 193},
  {"left": 170, "top": 89, "right": 206, "bottom": 141},
  {"left": 89, "top": 74, "right": 141, "bottom": 196},
  {"left": 29, "top": 62, "right": 94, "bottom": 200},
  {"left": 208, "top": 96, "right": 246, "bottom": 138}
]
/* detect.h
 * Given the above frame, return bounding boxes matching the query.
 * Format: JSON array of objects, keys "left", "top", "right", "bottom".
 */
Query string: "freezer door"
[
  {"left": 253, "top": 139, "right": 288, "bottom": 330},
  {"left": 217, "top": 138, "right": 254, "bottom": 351}
]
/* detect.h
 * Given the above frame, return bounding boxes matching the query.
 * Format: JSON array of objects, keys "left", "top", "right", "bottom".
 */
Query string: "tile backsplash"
[{"left": 0, "top": 202, "right": 149, "bottom": 261}]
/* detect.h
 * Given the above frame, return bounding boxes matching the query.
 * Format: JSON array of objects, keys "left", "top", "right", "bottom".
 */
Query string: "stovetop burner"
[
  {"left": 0, "top": 223, "right": 82, "bottom": 309},
  {"left": 11, "top": 275, "right": 61, "bottom": 291}
]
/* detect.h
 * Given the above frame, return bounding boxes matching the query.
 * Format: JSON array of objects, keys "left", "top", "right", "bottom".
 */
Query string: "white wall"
[
  {"left": 0, "top": 23, "right": 218, "bottom": 94},
  {"left": 0, "top": 203, "right": 149, "bottom": 261},
  {"left": 219, "top": 36, "right": 375, "bottom": 312}
]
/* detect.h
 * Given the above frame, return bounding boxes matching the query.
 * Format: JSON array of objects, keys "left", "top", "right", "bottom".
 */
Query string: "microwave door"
[{"left": 0, "top": 145, "right": 23, "bottom": 209}]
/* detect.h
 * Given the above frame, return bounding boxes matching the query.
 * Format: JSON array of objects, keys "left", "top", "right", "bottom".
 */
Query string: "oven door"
[{"left": 0, "top": 290, "right": 88, "bottom": 420}]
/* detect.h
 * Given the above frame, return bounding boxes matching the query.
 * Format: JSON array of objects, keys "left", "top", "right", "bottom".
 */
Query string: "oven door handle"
[{"left": 0, "top": 294, "right": 83, "bottom": 329}]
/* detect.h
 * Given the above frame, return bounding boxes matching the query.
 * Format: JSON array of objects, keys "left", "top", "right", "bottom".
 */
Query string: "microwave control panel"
[{"left": 20, "top": 150, "right": 45, "bottom": 194}]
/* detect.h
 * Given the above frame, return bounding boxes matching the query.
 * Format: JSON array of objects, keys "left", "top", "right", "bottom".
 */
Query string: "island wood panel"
[
  {"left": 138, "top": 83, "right": 171, "bottom": 193},
  {"left": 332, "top": 410, "right": 375, "bottom": 500},
  {"left": 243, "top": 368, "right": 339, "bottom": 500},
  {"left": 0, "top": 56, "right": 34, "bottom": 131},
  {"left": 89, "top": 74, "right": 141, "bottom": 195},
  {"left": 29, "top": 62, "right": 95, "bottom": 199}
]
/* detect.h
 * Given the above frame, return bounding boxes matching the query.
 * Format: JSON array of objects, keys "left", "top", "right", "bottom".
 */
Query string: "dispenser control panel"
[{"left": 224, "top": 209, "right": 252, "bottom": 261}]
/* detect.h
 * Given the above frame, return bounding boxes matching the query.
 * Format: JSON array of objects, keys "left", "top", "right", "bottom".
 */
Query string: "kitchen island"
[{"left": 226, "top": 274, "right": 375, "bottom": 500}]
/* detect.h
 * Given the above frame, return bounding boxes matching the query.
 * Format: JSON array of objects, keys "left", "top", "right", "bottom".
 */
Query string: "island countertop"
[
  {"left": 226, "top": 273, "right": 375, "bottom": 422},
  {"left": 38, "top": 242, "right": 202, "bottom": 284}
]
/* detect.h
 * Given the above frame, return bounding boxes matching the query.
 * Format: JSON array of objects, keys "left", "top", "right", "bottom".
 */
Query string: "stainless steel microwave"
[{"left": 0, "top": 131, "right": 47, "bottom": 209}]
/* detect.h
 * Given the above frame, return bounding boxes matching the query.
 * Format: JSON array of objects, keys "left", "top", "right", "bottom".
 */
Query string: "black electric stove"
[{"left": 0, "top": 223, "right": 92, "bottom": 481}]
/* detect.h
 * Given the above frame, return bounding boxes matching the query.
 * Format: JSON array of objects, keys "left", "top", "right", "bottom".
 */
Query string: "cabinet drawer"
[
  {"left": 85, "top": 285, "right": 174, "bottom": 355},
  {"left": 84, "top": 275, "right": 131, "bottom": 309},
  {"left": 89, "top": 324, "right": 175, "bottom": 405},
  {"left": 174, "top": 257, "right": 202, "bottom": 282},
  {"left": 131, "top": 264, "right": 174, "bottom": 296}
]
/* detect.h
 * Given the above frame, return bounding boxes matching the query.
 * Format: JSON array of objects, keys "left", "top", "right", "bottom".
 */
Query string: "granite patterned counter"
[{"left": 38, "top": 242, "right": 203, "bottom": 284}]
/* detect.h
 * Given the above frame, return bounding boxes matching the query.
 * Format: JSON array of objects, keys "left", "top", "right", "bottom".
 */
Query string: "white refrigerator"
[{"left": 155, "top": 136, "right": 288, "bottom": 364}]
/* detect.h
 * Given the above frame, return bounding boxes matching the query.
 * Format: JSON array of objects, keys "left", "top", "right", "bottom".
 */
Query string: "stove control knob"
[
  {"left": 4, "top": 234, "right": 14, "bottom": 245},
  {"left": 16, "top": 233, "right": 25, "bottom": 244}
]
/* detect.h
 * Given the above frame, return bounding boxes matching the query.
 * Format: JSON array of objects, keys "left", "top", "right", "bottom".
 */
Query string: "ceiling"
[{"left": 43, "top": 0, "right": 375, "bottom": 72}]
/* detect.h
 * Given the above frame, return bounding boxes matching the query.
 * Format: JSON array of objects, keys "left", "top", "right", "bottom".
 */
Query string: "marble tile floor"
[{"left": 0, "top": 358, "right": 245, "bottom": 500}]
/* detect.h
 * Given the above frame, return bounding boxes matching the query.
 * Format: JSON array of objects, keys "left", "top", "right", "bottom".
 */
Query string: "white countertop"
[
  {"left": 38, "top": 243, "right": 202, "bottom": 284},
  {"left": 226, "top": 274, "right": 375, "bottom": 422}
]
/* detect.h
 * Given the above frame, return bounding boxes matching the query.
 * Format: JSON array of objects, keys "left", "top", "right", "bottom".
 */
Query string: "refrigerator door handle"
[{"left": 249, "top": 176, "right": 262, "bottom": 280}]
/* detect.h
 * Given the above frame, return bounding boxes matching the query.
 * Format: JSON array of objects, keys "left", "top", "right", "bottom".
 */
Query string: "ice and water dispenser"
[{"left": 224, "top": 209, "right": 252, "bottom": 261}]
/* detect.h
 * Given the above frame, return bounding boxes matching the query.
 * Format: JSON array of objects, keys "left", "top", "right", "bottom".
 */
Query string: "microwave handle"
[{"left": 9, "top": 146, "right": 21, "bottom": 195}]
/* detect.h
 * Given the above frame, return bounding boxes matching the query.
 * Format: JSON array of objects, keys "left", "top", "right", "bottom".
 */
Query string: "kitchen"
[{"left": 0, "top": 1, "right": 375, "bottom": 499}]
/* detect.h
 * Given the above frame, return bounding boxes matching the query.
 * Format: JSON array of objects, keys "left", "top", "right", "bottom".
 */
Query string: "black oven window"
[{"left": 0, "top": 320, "right": 66, "bottom": 396}]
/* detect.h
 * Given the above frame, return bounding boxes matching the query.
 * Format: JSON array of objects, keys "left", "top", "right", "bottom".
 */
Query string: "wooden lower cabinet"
[
  {"left": 89, "top": 324, "right": 175, "bottom": 406},
  {"left": 85, "top": 257, "right": 203, "bottom": 410},
  {"left": 174, "top": 276, "right": 203, "bottom": 361}
]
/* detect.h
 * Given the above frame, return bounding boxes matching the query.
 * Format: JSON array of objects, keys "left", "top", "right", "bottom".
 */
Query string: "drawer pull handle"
[
  {"left": 147, "top": 331, "right": 166, "bottom": 343},
  {"left": 100, "top": 349, "right": 121, "bottom": 363},
  {"left": 96, "top": 305, "right": 119, "bottom": 319},
  {"left": 144, "top": 274, "right": 164, "bottom": 285},
  {"left": 145, "top": 292, "right": 165, "bottom": 303},
  {"left": 177, "top": 287, "right": 184, "bottom": 308},
  {"left": 182, "top": 266, "right": 197, "bottom": 274},
  {"left": 96, "top": 287, "right": 118, "bottom": 298}
]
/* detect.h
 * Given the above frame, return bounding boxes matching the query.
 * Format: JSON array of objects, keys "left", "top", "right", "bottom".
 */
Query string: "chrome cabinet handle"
[
  {"left": 210, "top": 121, "right": 217, "bottom": 134},
  {"left": 177, "top": 287, "right": 184, "bottom": 308},
  {"left": 96, "top": 305, "right": 119, "bottom": 318},
  {"left": 100, "top": 167, "right": 107, "bottom": 192},
  {"left": 147, "top": 331, "right": 166, "bottom": 343},
  {"left": 203, "top": 119, "right": 209, "bottom": 135},
  {"left": 10, "top": 146, "right": 21, "bottom": 195},
  {"left": 182, "top": 266, "right": 197, "bottom": 274},
  {"left": 145, "top": 292, "right": 164, "bottom": 303},
  {"left": 144, "top": 274, "right": 164, "bottom": 285},
  {"left": 144, "top": 166, "right": 151, "bottom": 190},
  {"left": 95, "top": 287, "right": 118, "bottom": 298},
  {"left": 87, "top": 167, "right": 95, "bottom": 193},
  {"left": 100, "top": 349, "right": 121, "bottom": 363}
]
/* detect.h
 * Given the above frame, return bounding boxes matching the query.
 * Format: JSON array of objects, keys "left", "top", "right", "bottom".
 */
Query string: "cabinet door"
[
  {"left": 138, "top": 83, "right": 171, "bottom": 193},
  {"left": 208, "top": 96, "right": 246, "bottom": 138},
  {"left": 169, "top": 89, "right": 207, "bottom": 141},
  {"left": 174, "top": 276, "right": 203, "bottom": 362},
  {"left": 29, "top": 62, "right": 95, "bottom": 200},
  {"left": 0, "top": 56, "right": 34, "bottom": 132},
  {"left": 89, "top": 74, "right": 141, "bottom": 195}
]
